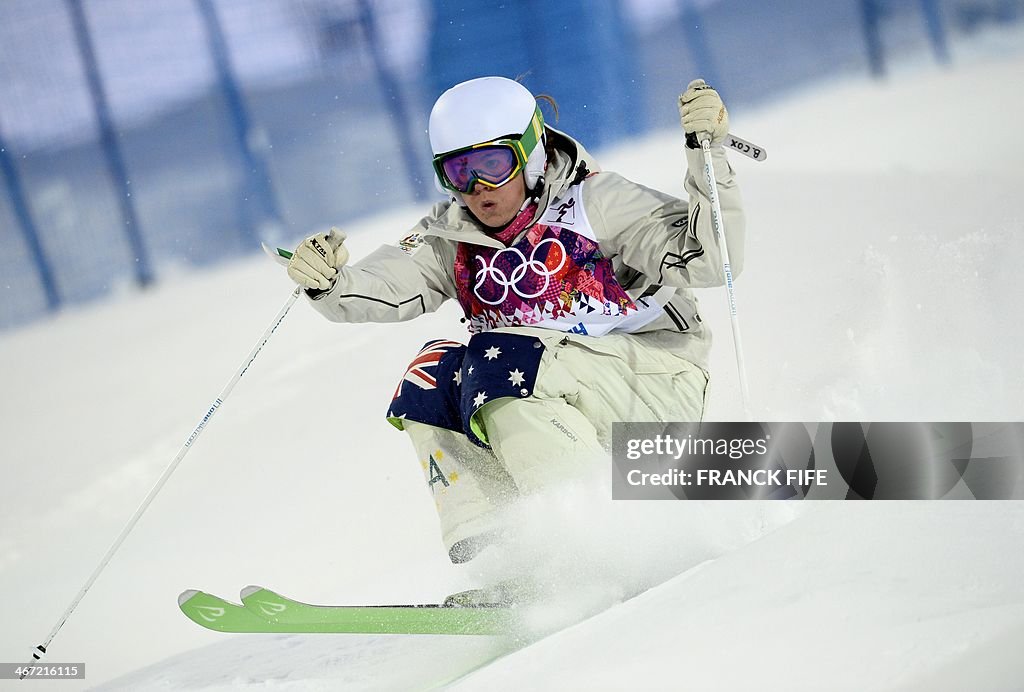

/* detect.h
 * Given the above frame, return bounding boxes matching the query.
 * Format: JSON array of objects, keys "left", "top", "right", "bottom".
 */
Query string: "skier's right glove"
[{"left": 287, "top": 227, "right": 349, "bottom": 291}]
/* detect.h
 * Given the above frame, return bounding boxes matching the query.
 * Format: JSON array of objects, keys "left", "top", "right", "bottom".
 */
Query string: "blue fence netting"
[{"left": 0, "top": 0, "right": 1021, "bottom": 330}]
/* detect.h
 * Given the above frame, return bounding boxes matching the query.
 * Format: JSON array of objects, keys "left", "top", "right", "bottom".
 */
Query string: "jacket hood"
[{"left": 538, "top": 125, "right": 602, "bottom": 204}]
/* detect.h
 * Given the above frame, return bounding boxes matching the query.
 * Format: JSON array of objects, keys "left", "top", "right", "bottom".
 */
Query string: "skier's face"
[{"left": 464, "top": 173, "right": 527, "bottom": 230}]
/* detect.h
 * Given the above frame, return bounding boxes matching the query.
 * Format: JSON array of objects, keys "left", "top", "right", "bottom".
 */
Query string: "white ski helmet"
[{"left": 429, "top": 76, "right": 547, "bottom": 204}]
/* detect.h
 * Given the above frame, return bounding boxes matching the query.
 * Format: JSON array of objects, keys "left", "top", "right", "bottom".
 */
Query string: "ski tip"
[
  {"left": 240, "top": 585, "right": 263, "bottom": 599},
  {"left": 178, "top": 590, "right": 200, "bottom": 607}
]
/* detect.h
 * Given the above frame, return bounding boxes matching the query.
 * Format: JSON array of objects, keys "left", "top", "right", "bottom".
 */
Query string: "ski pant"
[{"left": 386, "top": 327, "right": 708, "bottom": 562}]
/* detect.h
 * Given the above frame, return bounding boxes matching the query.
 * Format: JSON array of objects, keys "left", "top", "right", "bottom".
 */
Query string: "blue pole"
[
  {"left": 66, "top": 0, "right": 154, "bottom": 286},
  {"left": 355, "top": 0, "right": 427, "bottom": 201},
  {"left": 195, "top": 0, "right": 285, "bottom": 243},
  {"left": 0, "top": 127, "right": 60, "bottom": 311},
  {"left": 860, "top": 0, "right": 887, "bottom": 78},
  {"left": 920, "top": 0, "right": 951, "bottom": 65}
]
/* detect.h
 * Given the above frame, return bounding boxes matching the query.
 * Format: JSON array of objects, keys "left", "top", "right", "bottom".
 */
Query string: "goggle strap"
[{"left": 519, "top": 106, "right": 544, "bottom": 160}]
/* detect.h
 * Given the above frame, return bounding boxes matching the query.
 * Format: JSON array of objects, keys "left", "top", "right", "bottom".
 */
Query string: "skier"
[{"left": 287, "top": 76, "right": 744, "bottom": 568}]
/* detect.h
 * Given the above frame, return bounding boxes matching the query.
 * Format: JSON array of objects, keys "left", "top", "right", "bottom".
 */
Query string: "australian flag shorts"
[{"left": 386, "top": 332, "right": 545, "bottom": 448}]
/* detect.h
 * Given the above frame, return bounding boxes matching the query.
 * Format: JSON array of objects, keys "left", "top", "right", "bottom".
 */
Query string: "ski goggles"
[{"left": 432, "top": 106, "right": 544, "bottom": 194}]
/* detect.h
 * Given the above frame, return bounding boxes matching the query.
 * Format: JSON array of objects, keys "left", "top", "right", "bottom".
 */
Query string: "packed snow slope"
[
  {"left": 447, "top": 503, "right": 1024, "bottom": 692},
  {"left": 1, "top": 24, "right": 1023, "bottom": 692}
]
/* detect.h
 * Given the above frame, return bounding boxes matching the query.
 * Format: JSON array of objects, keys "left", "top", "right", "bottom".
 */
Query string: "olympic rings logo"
[{"left": 473, "top": 238, "right": 567, "bottom": 306}]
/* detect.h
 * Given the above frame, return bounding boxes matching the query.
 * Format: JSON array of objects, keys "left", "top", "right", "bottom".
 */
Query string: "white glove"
[
  {"left": 678, "top": 79, "right": 729, "bottom": 146},
  {"left": 287, "top": 227, "right": 349, "bottom": 291}
]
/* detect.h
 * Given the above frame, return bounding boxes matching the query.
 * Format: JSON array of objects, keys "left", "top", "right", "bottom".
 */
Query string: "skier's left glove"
[
  {"left": 678, "top": 79, "right": 729, "bottom": 148},
  {"left": 287, "top": 227, "right": 349, "bottom": 291}
]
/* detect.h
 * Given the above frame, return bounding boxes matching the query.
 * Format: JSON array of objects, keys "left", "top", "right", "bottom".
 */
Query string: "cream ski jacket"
[{"left": 304, "top": 127, "right": 745, "bottom": 371}]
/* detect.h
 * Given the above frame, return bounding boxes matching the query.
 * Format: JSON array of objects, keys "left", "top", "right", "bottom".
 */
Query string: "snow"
[
  {"left": 452, "top": 503, "right": 1024, "bottom": 692},
  {"left": 2, "top": 23, "right": 1024, "bottom": 692}
]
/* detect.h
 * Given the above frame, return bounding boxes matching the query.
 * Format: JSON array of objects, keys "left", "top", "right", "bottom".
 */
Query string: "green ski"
[{"left": 179, "top": 587, "right": 517, "bottom": 635}]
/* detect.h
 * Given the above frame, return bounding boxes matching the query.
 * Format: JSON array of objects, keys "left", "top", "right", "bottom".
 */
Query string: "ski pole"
[
  {"left": 700, "top": 138, "right": 752, "bottom": 419},
  {"left": 23, "top": 285, "right": 303, "bottom": 675}
]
